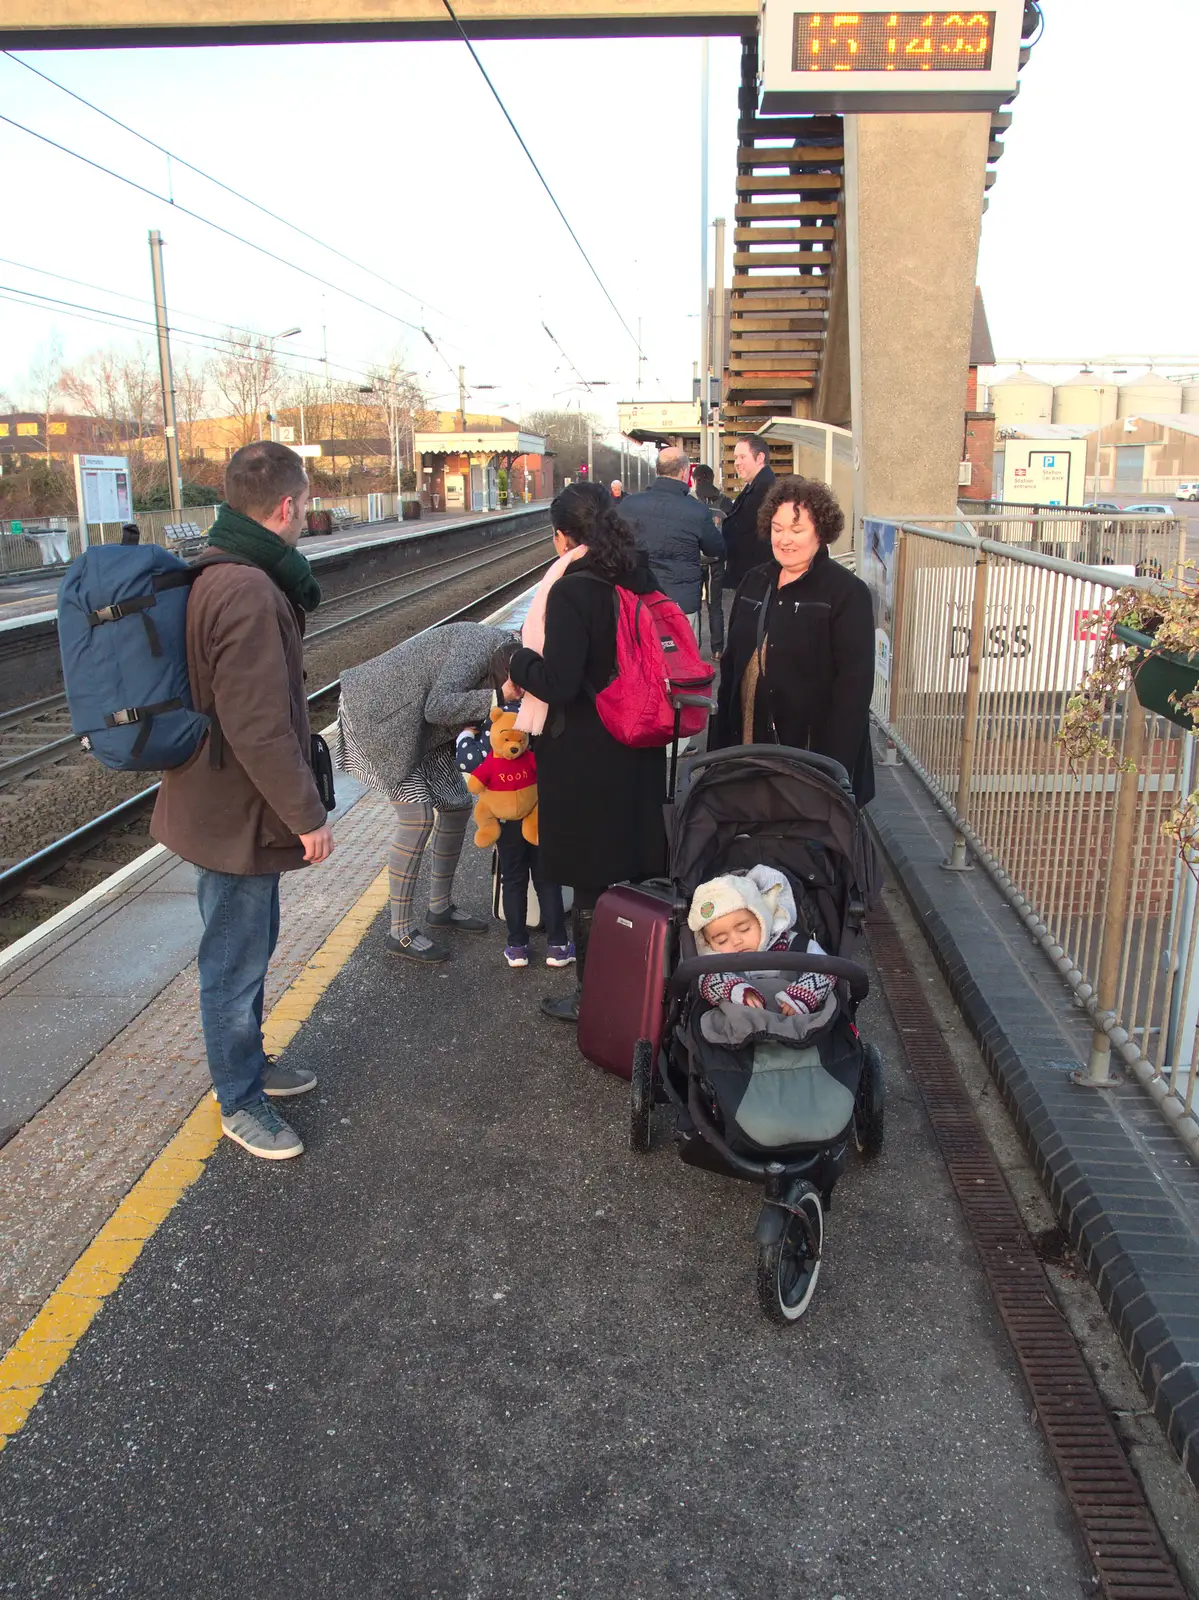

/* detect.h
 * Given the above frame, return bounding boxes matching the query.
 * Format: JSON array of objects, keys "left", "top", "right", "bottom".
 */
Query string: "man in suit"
[{"left": 721, "top": 435, "right": 776, "bottom": 587}]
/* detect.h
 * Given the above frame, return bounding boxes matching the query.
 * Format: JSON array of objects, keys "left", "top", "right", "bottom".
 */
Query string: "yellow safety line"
[{"left": 0, "top": 866, "right": 390, "bottom": 1452}]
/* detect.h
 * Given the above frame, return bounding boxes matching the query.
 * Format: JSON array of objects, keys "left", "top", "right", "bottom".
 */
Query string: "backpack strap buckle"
[{"left": 88, "top": 595, "right": 154, "bottom": 626}]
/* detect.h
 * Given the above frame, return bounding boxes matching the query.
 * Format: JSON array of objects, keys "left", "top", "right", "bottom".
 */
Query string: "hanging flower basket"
[{"left": 1113, "top": 623, "right": 1199, "bottom": 732}]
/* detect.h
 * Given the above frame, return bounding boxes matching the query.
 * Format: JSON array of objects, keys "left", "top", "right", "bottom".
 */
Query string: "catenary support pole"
[
  {"left": 699, "top": 37, "right": 710, "bottom": 469},
  {"left": 712, "top": 216, "right": 726, "bottom": 483},
  {"left": 148, "top": 229, "right": 183, "bottom": 518}
]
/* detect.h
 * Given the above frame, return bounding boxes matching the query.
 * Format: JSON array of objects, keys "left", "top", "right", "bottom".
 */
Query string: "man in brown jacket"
[{"left": 152, "top": 441, "right": 333, "bottom": 1160}]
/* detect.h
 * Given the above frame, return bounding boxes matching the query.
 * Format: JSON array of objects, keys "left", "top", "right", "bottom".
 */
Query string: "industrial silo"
[
  {"left": 1052, "top": 373, "right": 1118, "bottom": 427},
  {"left": 1116, "top": 374, "right": 1183, "bottom": 418},
  {"left": 989, "top": 371, "right": 1053, "bottom": 428}
]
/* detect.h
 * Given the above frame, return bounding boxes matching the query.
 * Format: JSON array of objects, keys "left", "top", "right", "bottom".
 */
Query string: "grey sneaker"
[
  {"left": 263, "top": 1059, "right": 317, "bottom": 1098},
  {"left": 221, "top": 1099, "right": 304, "bottom": 1160},
  {"left": 426, "top": 904, "right": 487, "bottom": 934}
]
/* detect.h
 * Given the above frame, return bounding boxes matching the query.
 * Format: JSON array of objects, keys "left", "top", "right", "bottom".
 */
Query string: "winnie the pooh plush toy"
[{"left": 464, "top": 706, "right": 539, "bottom": 848}]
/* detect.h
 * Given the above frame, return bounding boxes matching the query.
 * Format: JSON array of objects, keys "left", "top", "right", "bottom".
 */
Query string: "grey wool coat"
[{"left": 336, "top": 622, "right": 510, "bottom": 798}]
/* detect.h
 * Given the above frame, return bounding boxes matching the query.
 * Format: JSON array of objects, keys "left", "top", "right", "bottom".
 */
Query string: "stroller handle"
[{"left": 671, "top": 951, "right": 869, "bottom": 1002}]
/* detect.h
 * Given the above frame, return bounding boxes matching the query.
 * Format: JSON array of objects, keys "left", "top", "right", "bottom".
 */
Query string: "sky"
[{"left": 0, "top": 0, "right": 1195, "bottom": 430}]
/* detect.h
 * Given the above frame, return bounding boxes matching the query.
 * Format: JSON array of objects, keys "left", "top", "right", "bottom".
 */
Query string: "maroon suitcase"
[{"left": 577, "top": 881, "right": 676, "bottom": 1080}]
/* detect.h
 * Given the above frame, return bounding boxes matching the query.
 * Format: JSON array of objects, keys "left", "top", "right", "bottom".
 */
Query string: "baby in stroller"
[{"left": 688, "top": 865, "right": 832, "bottom": 1021}]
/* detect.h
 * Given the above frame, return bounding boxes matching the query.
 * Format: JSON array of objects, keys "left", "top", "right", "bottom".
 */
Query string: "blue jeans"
[{"left": 195, "top": 868, "right": 281, "bottom": 1116}]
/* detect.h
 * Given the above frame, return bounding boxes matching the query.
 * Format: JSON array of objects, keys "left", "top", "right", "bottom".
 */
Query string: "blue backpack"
[{"left": 58, "top": 545, "right": 211, "bottom": 771}]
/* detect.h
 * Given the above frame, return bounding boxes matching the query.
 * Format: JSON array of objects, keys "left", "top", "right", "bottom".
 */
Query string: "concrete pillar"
[{"left": 845, "top": 112, "right": 992, "bottom": 531}]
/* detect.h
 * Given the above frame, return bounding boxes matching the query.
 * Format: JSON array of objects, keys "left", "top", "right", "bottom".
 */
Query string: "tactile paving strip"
[{"left": 869, "top": 897, "right": 1186, "bottom": 1600}]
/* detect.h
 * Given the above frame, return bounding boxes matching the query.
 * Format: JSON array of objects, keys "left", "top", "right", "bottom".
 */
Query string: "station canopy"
[{"left": 414, "top": 429, "right": 546, "bottom": 457}]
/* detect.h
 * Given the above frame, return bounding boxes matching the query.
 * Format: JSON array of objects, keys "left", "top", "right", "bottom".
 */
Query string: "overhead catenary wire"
[
  {"left": 0, "top": 256, "right": 437, "bottom": 391},
  {"left": 2, "top": 51, "right": 449, "bottom": 321},
  {"left": 438, "top": 0, "right": 655, "bottom": 385},
  {"left": 0, "top": 110, "right": 433, "bottom": 341},
  {"left": 0, "top": 284, "right": 429, "bottom": 396},
  {"left": 541, "top": 322, "right": 600, "bottom": 395}
]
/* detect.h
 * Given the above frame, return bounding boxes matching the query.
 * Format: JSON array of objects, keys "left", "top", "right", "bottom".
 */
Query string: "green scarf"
[{"left": 207, "top": 503, "right": 322, "bottom": 613}]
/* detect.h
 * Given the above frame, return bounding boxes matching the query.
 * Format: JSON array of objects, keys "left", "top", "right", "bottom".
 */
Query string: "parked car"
[
  {"left": 1122, "top": 503, "right": 1174, "bottom": 516},
  {"left": 1082, "top": 502, "right": 1122, "bottom": 514},
  {"left": 1176, "top": 482, "right": 1199, "bottom": 502}
]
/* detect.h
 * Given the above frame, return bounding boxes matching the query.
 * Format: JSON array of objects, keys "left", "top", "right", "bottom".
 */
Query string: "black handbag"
[{"left": 310, "top": 732, "right": 336, "bottom": 812}]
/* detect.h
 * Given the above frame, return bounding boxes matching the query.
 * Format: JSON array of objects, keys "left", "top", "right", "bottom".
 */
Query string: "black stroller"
[{"left": 630, "top": 744, "right": 885, "bottom": 1324}]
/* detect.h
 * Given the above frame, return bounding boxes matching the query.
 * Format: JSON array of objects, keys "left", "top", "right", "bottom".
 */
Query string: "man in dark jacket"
[
  {"left": 618, "top": 447, "right": 724, "bottom": 631},
  {"left": 722, "top": 435, "right": 776, "bottom": 586},
  {"left": 152, "top": 441, "right": 332, "bottom": 1162}
]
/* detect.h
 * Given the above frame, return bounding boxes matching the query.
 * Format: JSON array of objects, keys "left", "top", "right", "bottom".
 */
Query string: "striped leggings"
[{"left": 389, "top": 802, "right": 470, "bottom": 940}]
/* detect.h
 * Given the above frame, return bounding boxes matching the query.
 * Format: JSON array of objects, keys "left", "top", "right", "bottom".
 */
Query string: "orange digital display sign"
[{"left": 792, "top": 11, "right": 995, "bottom": 72}]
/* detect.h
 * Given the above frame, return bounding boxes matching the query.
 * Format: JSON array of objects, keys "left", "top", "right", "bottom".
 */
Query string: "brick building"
[{"left": 961, "top": 289, "right": 996, "bottom": 502}]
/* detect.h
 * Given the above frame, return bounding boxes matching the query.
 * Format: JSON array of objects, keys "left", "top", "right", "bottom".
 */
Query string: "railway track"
[
  {"left": 0, "top": 542, "right": 550, "bottom": 948},
  {"left": 0, "top": 525, "right": 548, "bottom": 792}
]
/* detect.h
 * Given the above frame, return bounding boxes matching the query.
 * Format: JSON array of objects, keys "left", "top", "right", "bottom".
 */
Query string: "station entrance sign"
[
  {"left": 760, "top": 1, "right": 1025, "bottom": 111},
  {"left": 72, "top": 454, "right": 132, "bottom": 545}
]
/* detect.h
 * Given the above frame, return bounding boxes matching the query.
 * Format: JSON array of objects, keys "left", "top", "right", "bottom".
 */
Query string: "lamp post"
[{"left": 264, "top": 327, "right": 301, "bottom": 441}]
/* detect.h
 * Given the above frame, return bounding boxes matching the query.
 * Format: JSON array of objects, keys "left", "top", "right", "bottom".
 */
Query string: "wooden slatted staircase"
[
  {"left": 722, "top": 36, "right": 844, "bottom": 478},
  {"left": 718, "top": 36, "right": 1013, "bottom": 484}
]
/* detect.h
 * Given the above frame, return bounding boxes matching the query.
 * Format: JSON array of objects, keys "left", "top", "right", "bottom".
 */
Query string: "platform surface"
[{"left": 0, "top": 815, "right": 1093, "bottom": 1596}]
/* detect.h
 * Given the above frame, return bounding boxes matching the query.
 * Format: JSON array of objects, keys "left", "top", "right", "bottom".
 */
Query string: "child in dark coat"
[{"left": 457, "top": 713, "right": 573, "bottom": 969}]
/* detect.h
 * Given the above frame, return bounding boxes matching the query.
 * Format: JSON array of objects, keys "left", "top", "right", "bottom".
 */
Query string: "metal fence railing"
[
  {"left": 958, "top": 508, "right": 1186, "bottom": 573},
  {"left": 871, "top": 518, "right": 1199, "bottom": 1157}
]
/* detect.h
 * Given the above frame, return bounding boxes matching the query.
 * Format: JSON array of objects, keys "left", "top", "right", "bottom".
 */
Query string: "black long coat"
[
  {"left": 721, "top": 465, "right": 776, "bottom": 585},
  {"left": 509, "top": 557, "right": 667, "bottom": 892},
  {"left": 711, "top": 547, "right": 876, "bottom": 805}
]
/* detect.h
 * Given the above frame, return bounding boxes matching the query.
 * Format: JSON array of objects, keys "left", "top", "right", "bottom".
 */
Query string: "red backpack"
[{"left": 573, "top": 575, "right": 716, "bottom": 747}]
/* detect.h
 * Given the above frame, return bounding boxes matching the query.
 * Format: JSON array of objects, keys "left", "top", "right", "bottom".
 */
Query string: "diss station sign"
[{"left": 760, "top": 3, "right": 1024, "bottom": 111}]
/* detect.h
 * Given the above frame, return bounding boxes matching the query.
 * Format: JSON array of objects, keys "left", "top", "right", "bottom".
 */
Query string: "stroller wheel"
[
  {"left": 756, "top": 1181, "right": 823, "bottom": 1324},
  {"left": 853, "top": 1043, "right": 885, "bottom": 1161},
  {"left": 630, "top": 1038, "right": 654, "bottom": 1154}
]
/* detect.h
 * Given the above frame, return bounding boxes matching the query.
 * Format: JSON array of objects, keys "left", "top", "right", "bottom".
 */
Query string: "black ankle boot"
[{"left": 540, "top": 906, "right": 594, "bottom": 1024}]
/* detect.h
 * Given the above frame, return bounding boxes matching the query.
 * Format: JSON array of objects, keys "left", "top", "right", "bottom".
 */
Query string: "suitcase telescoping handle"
[
  {"left": 671, "top": 950, "right": 869, "bottom": 1003},
  {"left": 667, "top": 691, "right": 718, "bottom": 799}
]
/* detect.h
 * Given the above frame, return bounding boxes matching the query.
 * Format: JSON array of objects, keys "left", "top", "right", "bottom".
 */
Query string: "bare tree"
[
  {"left": 364, "top": 358, "right": 426, "bottom": 489},
  {"left": 209, "top": 332, "right": 280, "bottom": 447},
  {"left": 275, "top": 370, "right": 328, "bottom": 450},
  {"left": 61, "top": 343, "right": 161, "bottom": 451},
  {"left": 173, "top": 353, "right": 211, "bottom": 462},
  {"left": 24, "top": 336, "right": 65, "bottom": 462}
]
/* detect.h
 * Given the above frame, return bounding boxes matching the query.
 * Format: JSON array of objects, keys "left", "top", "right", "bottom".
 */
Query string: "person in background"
[
  {"left": 504, "top": 483, "right": 667, "bottom": 1024},
  {"left": 610, "top": 479, "right": 627, "bottom": 502},
  {"left": 721, "top": 435, "right": 776, "bottom": 587},
  {"left": 712, "top": 475, "right": 876, "bottom": 806},
  {"left": 119, "top": 522, "right": 141, "bottom": 546},
  {"left": 151, "top": 441, "right": 332, "bottom": 1162},
  {"left": 616, "top": 446, "right": 724, "bottom": 641},
  {"left": 691, "top": 462, "right": 732, "bottom": 518},
  {"left": 338, "top": 624, "right": 512, "bottom": 964},
  {"left": 691, "top": 462, "right": 732, "bottom": 655}
]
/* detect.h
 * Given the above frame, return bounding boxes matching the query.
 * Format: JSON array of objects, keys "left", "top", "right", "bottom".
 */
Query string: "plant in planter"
[{"left": 1059, "top": 572, "right": 1199, "bottom": 856}]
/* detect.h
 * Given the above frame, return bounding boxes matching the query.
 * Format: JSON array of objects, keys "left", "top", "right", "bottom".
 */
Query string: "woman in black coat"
[
  {"left": 506, "top": 484, "right": 667, "bottom": 1021},
  {"left": 712, "top": 476, "right": 876, "bottom": 806}
]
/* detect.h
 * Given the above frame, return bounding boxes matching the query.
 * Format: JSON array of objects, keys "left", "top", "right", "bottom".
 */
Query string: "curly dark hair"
[
  {"left": 757, "top": 474, "right": 845, "bottom": 547},
  {"left": 550, "top": 481, "right": 636, "bottom": 581}
]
